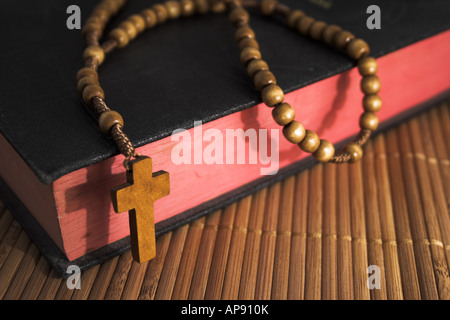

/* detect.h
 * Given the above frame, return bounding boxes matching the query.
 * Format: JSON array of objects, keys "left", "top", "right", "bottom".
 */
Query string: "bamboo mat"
[{"left": 0, "top": 101, "right": 449, "bottom": 300}]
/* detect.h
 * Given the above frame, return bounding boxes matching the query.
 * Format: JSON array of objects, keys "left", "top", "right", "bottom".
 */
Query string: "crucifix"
[{"left": 111, "top": 156, "right": 170, "bottom": 263}]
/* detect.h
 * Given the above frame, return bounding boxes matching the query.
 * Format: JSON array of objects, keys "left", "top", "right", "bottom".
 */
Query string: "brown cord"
[
  {"left": 330, "top": 151, "right": 352, "bottom": 163},
  {"left": 329, "top": 129, "right": 372, "bottom": 163},
  {"left": 102, "top": 39, "right": 118, "bottom": 55},
  {"left": 355, "top": 129, "right": 372, "bottom": 146},
  {"left": 85, "top": 32, "right": 100, "bottom": 47},
  {"left": 84, "top": 56, "right": 98, "bottom": 70},
  {"left": 110, "top": 124, "right": 138, "bottom": 157},
  {"left": 91, "top": 96, "right": 110, "bottom": 115}
]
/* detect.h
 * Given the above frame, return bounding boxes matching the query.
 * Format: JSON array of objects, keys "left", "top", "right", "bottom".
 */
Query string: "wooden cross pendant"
[{"left": 111, "top": 156, "right": 170, "bottom": 263}]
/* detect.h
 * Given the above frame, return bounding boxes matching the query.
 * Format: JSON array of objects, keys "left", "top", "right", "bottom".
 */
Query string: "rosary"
[{"left": 77, "top": 0, "right": 381, "bottom": 263}]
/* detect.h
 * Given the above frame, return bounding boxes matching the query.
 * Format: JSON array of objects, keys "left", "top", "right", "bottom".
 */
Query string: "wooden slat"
[
  {"left": 254, "top": 182, "right": 280, "bottom": 299},
  {"left": 171, "top": 216, "right": 206, "bottom": 300},
  {"left": 238, "top": 189, "right": 266, "bottom": 300},
  {"left": 103, "top": 250, "right": 133, "bottom": 300},
  {"left": 271, "top": 176, "right": 295, "bottom": 300},
  {"left": 19, "top": 255, "right": 51, "bottom": 300},
  {"left": 204, "top": 203, "right": 236, "bottom": 299},
  {"left": 336, "top": 163, "right": 354, "bottom": 299},
  {"left": 138, "top": 232, "right": 172, "bottom": 300},
  {"left": 221, "top": 196, "right": 252, "bottom": 299},
  {"left": 362, "top": 141, "right": 387, "bottom": 300},
  {"left": 373, "top": 134, "right": 405, "bottom": 300},
  {"left": 37, "top": 269, "right": 65, "bottom": 300},
  {"left": 188, "top": 210, "right": 221, "bottom": 299},
  {"left": 3, "top": 243, "right": 41, "bottom": 300},
  {"left": 385, "top": 129, "right": 422, "bottom": 299},
  {"left": 321, "top": 163, "right": 337, "bottom": 300},
  {"left": 120, "top": 261, "right": 149, "bottom": 300},
  {"left": 287, "top": 170, "right": 309, "bottom": 300},
  {"left": 153, "top": 224, "right": 189, "bottom": 299},
  {"left": 71, "top": 264, "right": 100, "bottom": 300},
  {"left": 88, "top": 256, "right": 119, "bottom": 300},
  {"left": 304, "top": 164, "right": 323, "bottom": 300},
  {"left": 0, "top": 231, "right": 31, "bottom": 299},
  {"left": 349, "top": 158, "right": 371, "bottom": 299},
  {"left": 0, "top": 219, "right": 22, "bottom": 269},
  {"left": 0, "top": 210, "right": 14, "bottom": 243}
]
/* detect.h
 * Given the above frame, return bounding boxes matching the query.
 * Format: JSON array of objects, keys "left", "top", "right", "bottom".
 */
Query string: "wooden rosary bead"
[
  {"left": 361, "top": 75, "right": 381, "bottom": 94},
  {"left": 152, "top": 4, "right": 169, "bottom": 23},
  {"left": 141, "top": 9, "right": 158, "bottom": 28},
  {"left": 194, "top": 0, "right": 210, "bottom": 14},
  {"left": 238, "top": 37, "right": 259, "bottom": 50},
  {"left": 272, "top": 103, "right": 295, "bottom": 126},
  {"left": 100, "top": 0, "right": 121, "bottom": 15},
  {"left": 85, "top": 16, "right": 103, "bottom": 26},
  {"left": 309, "top": 20, "right": 327, "bottom": 41},
  {"left": 180, "top": 0, "right": 195, "bottom": 16},
  {"left": 297, "top": 16, "right": 315, "bottom": 35},
  {"left": 322, "top": 24, "right": 342, "bottom": 46},
  {"left": 99, "top": 110, "right": 124, "bottom": 135},
  {"left": 344, "top": 143, "right": 363, "bottom": 163},
  {"left": 253, "top": 70, "right": 276, "bottom": 90},
  {"left": 76, "top": 67, "right": 98, "bottom": 81},
  {"left": 91, "top": 8, "right": 110, "bottom": 24},
  {"left": 359, "top": 111, "right": 379, "bottom": 131},
  {"left": 77, "top": 76, "right": 99, "bottom": 94},
  {"left": 229, "top": 7, "right": 249, "bottom": 26},
  {"left": 283, "top": 120, "right": 306, "bottom": 144},
  {"left": 347, "top": 38, "right": 370, "bottom": 60},
  {"left": 260, "top": 0, "right": 277, "bottom": 15},
  {"left": 109, "top": 28, "right": 129, "bottom": 48},
  {"left": 362, "top": 94, "right": 382, "bottom": 112},
  {"left": 261, "top": 84, "right": 284, "bottom": 107},
  {"left": 287, "top": 10, "right": 305, "bottom": 28},
  {"left": 165, "top": 1, "right": 181, "bottom": 19},
  {"left": 83, "top": 45, "right": 105, "bottom": 65},
  {"left": 299, "top": 130, "right": 320, "bottom": 153},
  {"left": 210, "top": 1, "right": 226, "bottom": 13},
  {"left": 357, "top": 56, "right": 378, "bottom": 76},
  {"left": 128, "top": 14, "right": 146, "bottom": 33},
  {"left": 235, "top": 25, "right": 255, "bottom": 42},
  {"left": 82, "top": 84, "right": 105, "bottom": 105},
  {"left": 119, "top": 21, "right": 138, "bottom": 40},
  {"left": 313, "top": 139, "right": 335, "bottom": 162},
  {"left": 247, "top": 59, "right": 269, "bottom": 77},
  {"left": 240, "top": 47, "right": 261, "bottom": 65},
  {"left": 333, "top": 30, "right": 355, "bottom": 50}
]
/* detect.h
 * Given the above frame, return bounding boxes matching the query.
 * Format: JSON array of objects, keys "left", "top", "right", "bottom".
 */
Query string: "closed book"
[{"left": 0, "top": 0, "right": 449, "bottom": 277}]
